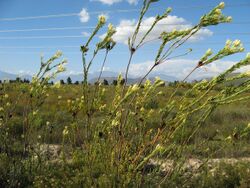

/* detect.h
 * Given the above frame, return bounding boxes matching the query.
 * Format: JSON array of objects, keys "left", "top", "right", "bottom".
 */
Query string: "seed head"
[
  {"left": 239, "top": 47, "right": 244, "bottom": 52},
  {"left": 108, "top": 23, "right": 114, "bottom": 32},
  {"left": 33, "top": 111, "right": 38, "bottom": 116},
  {"left": 63, "top": 126, "right": 69, "bottom": 136},
  {"left": 246, "top": 53, "right": 250, "bottom": 60},
  {"left": 218, "top": 2, "right": 225, "bottom": 9},
  {"left": 155, "top": 144, "right": 164, "bottom": 153},
  {"left": 131, "top": 84, "right": 139, "bottom": 92},
  {"left": 98, "top": 15, "right": 106, "bottom": 25},
  {"left": 57, "top": 64, "right": 66, "bottom": 72},
  {"left": 214, "top": 9, "right": 222, "bottom": 15},
  {"left": 55, "top": 51, "right": 63, "bottom": 58},
  {"left": 226, "top": 16, "right": 232, "bottom": 22},
  {"left": 226, "top": 39, "right": 232, "bottom": 46},
  {"left": 165, "top": 7, "right": 172, "bottom": 14},
  {"left": 233, "top": 40, "right": 241, "bottom": 47},
  {"left": 205, "top": 48, "right": 213, "bottom": 56}
]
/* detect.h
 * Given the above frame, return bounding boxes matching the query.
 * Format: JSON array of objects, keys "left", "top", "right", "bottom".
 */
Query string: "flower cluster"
[
  {"left": 81, "top": 15, "right": 108, "bottom": 53},
  {"left": 98, "top": 15, "right": 107, "bottom": 26},
  {"left": 54, "top": 50, "right": 63, "bottom": 59},
  {"left": 67, "top": 96, "right": 85, "bottom": 117},
  {"left": 198, "top": 39, "right": 244, "bottom": 67},
  {"left": 57, "top": 63, "right": 66, "bottom": 73},
  {"left": 200, "top": 2, "right": 232, "bottom": 27},
  {"left": 96, "top": 23, "right": 116, "bottom": 51},
  {"left": 63, "top": 126, "right": 69, "bottom": 136},
  {"left": 160, "top": 29, "right": 192, "bottom": 43}
]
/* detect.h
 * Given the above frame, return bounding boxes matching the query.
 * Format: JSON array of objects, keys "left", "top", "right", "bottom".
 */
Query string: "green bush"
[{"left": 0, "top": 1, "right": 250, "bottom": 187}]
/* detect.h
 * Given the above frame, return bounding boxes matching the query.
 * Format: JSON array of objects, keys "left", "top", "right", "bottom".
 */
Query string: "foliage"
[{"left": 0, "top": 1, "right": 250, "bottom": 187}]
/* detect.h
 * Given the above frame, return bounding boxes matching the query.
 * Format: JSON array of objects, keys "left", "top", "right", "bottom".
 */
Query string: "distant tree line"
[
  {"left": 0, "top": 76, "right": 125, "bottom": 86},
  {"left": 0, "top": 77, "right": 30, "bottom": 84},
  {"left": 1, "top": 76, "right": 197, "bottom": 87}
]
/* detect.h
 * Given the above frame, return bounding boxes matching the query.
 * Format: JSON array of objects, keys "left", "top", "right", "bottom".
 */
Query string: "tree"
[
  {"left": 60, "top": 79, "right": 65, "bottom": 85},
  {"left": 16, "top": 77, "right": 21, "bottom": 83},
  {"left": 67, "top": 77, "right": 72, "bottom": 85},
  {"left": 103, "top": 79, "right": 109, "bottom": 85},
  {"left": 23, "top": 78, "right": 30, "bottom": 83},
  {"left": 74, "top": 81, "right": 79, "bottom": 85},
  {"left": 112, "top": 79, "right": 117, "bottom": 86}
]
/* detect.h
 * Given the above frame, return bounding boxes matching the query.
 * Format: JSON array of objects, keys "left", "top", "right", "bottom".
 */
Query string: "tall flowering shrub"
[{"left": 0, "top": 1, "right": 250, "bottom": 187}]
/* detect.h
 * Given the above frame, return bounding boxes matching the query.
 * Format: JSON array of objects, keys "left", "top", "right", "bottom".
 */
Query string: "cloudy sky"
[{"left": 0, "top": 0, "right": 249, "bottom": 80}]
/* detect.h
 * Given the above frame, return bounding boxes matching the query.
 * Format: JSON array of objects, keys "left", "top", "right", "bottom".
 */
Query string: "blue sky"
[{"left": 0, "top": 0, "right": 249, "bottom": 79}]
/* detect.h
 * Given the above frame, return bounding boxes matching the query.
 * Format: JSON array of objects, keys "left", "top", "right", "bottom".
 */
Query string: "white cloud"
[
  {"left": 68, "top": 71, "right": 82, "bottom": 75},
  {"left": 17, "top": 70, "right": 33, "bottom": 75},
  {"left": 127, "top": 0, "right": 139, "bottom": 5},
  {"left": 103, "top": 66, "right": 111, "bottom": 71},
  {"left": 82, "top": 32, "right": 90, "bottom": 37},
  {"left": 112, "top": 16, "right": 213, "bottom": 45},
  {"left": 95, "top": 0, "right": 122, "bottom": 5},
  {"left": 128, "top": 59, "right": 249, "bottom": 80},
  {"left": 79, "top": 8, "right": 90, "bottom": 23},
  {"left": 92, "top": 0, "right": 137, "bottom": 5}
]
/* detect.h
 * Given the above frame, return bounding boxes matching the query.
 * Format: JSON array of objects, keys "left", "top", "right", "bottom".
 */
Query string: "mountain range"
[{"left": 0, "top": 70, "right": 178, "bottom": 84}]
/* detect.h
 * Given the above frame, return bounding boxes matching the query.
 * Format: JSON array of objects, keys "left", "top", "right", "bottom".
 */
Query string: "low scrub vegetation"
[{"left": 0, "top": 0, "right": 250, "bottom": 187}]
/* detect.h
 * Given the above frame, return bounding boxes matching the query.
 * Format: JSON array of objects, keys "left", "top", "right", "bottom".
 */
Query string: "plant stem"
[
  {"left": 139, "top": 64, "right": 156, "bottom": 86},
  {"left": 97, "top": 50, "right": 109, "bottom": 83},
  {"left": 123, "top": 51, "right": 134, "bottom": 92}
]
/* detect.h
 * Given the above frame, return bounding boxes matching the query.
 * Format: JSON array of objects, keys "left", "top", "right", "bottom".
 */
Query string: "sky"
[{"left": 0, "top": 0, "right": 250, "bottom": 80}]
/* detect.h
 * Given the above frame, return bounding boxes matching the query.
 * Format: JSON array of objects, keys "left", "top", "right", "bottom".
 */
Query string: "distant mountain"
[
  {"left": 55, "top": 71, "right": 119, "bottom": 82},
  {"left": 89, "top": 77, "right": 140, "bottom": 85},
  {"left": 0, "top": 70, "right": 17, "bottom": 80},
  {"left": 148, "top": 72, "right": 178, "bottom": 82},
  {"left": 0, "top": 71, "right": 32, "bottom": 81},
  {"left": 0, "top": 69, "right": 178, "bottom": 83}
]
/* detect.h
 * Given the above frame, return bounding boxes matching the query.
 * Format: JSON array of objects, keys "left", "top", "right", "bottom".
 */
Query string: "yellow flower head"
[
  {"left": 55, "top": 50, "right": 63, "bottom": 58},
  {"left": 98, "top": 15, "right": 106, "bottom": 25},
  {"left": 205, "top": 48, "right": 213, "bottom": 56},
  {"left": 246, "top": 53, "right": 250, "bottom": 60},
  {"left": 233, "top": 39, "right": 241, "bottom": 47},
  {"left": 218, "top": 2, "right": 225, "bottom": 9}
]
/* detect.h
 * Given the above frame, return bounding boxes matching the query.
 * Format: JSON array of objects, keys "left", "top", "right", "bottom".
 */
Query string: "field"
[
  {"left": 1, "top": 82, "right": 250, "bottom": 187},
  {"left": 4, "top": 83, "right": 250, "bottom": 157},
  {"left": 1, "top": 0, "right": 250, "bottom": 187}
]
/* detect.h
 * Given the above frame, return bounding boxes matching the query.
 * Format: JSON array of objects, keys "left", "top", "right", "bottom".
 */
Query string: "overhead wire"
[{"left": 0, "top": 3, "right": 250, "bottom": 22}]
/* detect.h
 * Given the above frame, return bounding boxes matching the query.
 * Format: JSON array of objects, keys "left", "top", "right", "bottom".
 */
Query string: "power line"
[
  {"left": 0, "top": 26, "right": 96, "bottom": 33},
  {"left": 0, "top": 42, "right": 250, "bottom": 50},
  {"left": 0, "top": 3, "right": 250, "bottom": 22},
  {"left": 0, "top": 45, "right": 80, "bottom": 49},
  {"left": 0, "top": 22, "right": 250, "bottom": 33},
  {"left": 0, "top": 13, "right": 79, "bottom": 21},
  {"left": 0, "top": 32, "right": 249, "bottom": 40},
  {"left": 0, "top": 48, "right": 249, "bottom": 55},
  {"left": 0, "top": 35, "right": 87, "bottom": 40}
]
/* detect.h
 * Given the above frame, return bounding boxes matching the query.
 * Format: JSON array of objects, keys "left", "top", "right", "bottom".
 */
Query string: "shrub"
[{"left": 0, "top": 1, "right": 250, "bottom": 187}]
